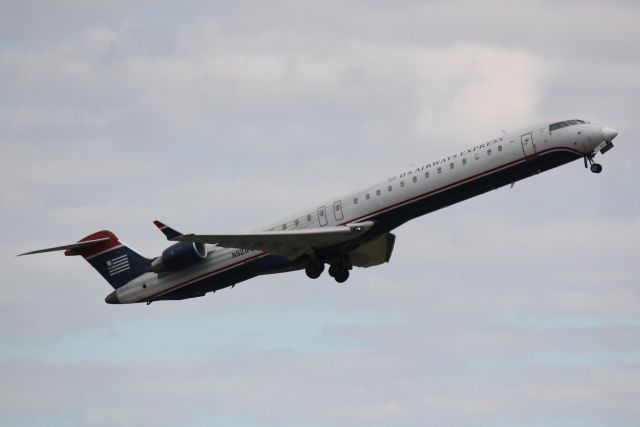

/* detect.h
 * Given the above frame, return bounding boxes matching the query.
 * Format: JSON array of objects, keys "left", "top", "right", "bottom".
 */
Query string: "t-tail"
[{"left": 18, "top": 230, "right": 151, "bottom": 289}]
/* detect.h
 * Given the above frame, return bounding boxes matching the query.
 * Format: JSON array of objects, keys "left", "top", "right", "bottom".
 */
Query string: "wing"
[{"left": 153, "top": 220, "right": 374, "bottom": 259}]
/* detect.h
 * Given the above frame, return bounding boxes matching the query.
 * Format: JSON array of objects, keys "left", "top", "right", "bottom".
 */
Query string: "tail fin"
[{"left": 64, "top": 230, "right": 151, "bottom": 289}]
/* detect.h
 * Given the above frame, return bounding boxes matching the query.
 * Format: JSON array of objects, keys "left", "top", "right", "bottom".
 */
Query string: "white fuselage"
[{"left": 115, "top": 120, "right": 611, "bottom": 303}]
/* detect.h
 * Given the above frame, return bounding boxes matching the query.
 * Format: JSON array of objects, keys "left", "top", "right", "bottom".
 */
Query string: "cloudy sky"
[{"left": 2, "top": 1, "right": 640, "bottom": 426}]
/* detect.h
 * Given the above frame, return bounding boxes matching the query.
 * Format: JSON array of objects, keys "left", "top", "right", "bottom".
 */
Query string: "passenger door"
[{"left": 521, "top": 132, "right": 536, "bottom": 157}]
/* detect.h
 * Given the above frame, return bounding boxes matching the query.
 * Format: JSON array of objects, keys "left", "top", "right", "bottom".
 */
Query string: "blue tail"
[{"left": 65, "top": 230, "right": 151, "bottom": 289}]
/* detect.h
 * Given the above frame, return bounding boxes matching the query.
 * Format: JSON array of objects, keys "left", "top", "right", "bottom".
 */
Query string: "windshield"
[{"left": 549, "top": 119, "right": 586, "bottom": 132}]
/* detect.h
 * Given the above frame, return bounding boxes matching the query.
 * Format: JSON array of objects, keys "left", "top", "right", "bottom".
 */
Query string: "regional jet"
[{"left": 18, "top": 120, "right": 619, "bottom": 304}]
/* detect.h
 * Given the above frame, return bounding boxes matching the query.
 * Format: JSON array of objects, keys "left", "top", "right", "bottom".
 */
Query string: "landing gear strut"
[{"left": 584, "top": 154, "right": 602, "bottom": 174}]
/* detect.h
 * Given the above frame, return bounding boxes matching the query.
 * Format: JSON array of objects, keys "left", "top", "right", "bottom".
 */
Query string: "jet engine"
[{"left": 150, "top": 242, "right": 207, "bottom": 273}]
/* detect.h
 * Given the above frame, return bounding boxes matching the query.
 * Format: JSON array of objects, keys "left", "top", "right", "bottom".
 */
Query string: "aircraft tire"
[
  {"left": 334, "top": 269, "right": 349, "bottom": 283},
  {"left": 328, "top": 263, "right": 341, "bottom": 278},
  {"left": 305, "top": 263, "right": 324, "bottom": 279}
]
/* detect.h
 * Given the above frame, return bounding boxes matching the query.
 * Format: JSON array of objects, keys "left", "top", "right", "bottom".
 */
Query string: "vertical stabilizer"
[{"left": 65, "top": 230, "right": 151, "bottom": 289}]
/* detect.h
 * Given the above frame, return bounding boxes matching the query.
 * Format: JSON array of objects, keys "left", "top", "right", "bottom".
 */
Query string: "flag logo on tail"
[{"left": 107, "top": 254, "right": 130, "bottom": 276}]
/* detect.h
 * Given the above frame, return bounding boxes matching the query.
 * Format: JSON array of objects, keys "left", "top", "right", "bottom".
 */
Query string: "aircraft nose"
[
  {"left": 105, "top": 290, "right": 119, "bottom": 304},
  {"left": 602, "top": 126, "right": 618, "bottom": 141}
]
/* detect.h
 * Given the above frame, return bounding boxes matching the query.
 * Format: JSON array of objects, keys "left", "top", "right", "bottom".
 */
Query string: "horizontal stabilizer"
[{"left": 17, "top": 237, "right": 111, "bottom": 256}]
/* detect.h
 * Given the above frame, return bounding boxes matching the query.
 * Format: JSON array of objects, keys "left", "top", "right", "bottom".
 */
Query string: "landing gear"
[
  {"left": 334, "top": 269, "right": 349, "bottom": 283},
  {"left": 328, "top": 263, "right": 350, "bottom": 283},
  {"left": 305, "top": 262, "right": 324, "bottom": 279},
  {"left": 306, "top": 251, "right": 352, "bottom": 283},
  {"left": 584, "top": 154, "right": 603, "bottom": 174}
]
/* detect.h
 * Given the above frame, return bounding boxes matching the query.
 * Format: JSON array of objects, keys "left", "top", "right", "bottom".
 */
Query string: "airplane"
[{"left": 18, "top": 119, "right": 619, "bottom": 305}]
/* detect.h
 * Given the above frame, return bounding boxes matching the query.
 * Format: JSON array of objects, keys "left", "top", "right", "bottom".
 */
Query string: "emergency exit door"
[
  {"left": 318, "top": 206, "right": 328, "bottom": 226},
  {"left": 333, "top": 200, "right": 344, "bottom": 221}
]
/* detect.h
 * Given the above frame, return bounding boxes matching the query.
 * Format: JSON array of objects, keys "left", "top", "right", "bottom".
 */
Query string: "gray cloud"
[
  {"left": 2, "top": 352, "right": 639, "bottom": 427},
  {"left": 1, "top": 1, "right": 639, "bottom": 426}
]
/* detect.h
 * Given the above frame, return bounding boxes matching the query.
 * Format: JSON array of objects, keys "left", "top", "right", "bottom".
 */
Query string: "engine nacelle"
[{"left": 150, "top": 242, "right": 207, "bottom": 273}]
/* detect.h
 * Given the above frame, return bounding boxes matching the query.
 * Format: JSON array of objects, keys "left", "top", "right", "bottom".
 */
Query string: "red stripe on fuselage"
[
  {"left": 346, "top": 146, "right": 583, "bottom": 224},
  {"left": 147, "top": 252, "right": 267, "bottom": 300}
]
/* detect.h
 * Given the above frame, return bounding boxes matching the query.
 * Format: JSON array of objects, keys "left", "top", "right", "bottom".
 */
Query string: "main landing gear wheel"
[
  {"left": 584, "top": 154, "right": 603, "bottom": 174},
  {"left": 334, "top": 269, "right": 349, "bottom": 283},
  {"left": 328, "top": 263, "right": 349, "bottom": 283},
  {"left": 305, "top": 262, "right": 324, "bottom": 279},
  {"left": 590, "top": 163, "right": 603, "bottom": 174}
]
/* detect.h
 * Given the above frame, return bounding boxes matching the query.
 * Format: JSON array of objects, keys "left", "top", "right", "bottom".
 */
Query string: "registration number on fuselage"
[{"left": 231, "top": 249, "right": 251, "bottom": 259}]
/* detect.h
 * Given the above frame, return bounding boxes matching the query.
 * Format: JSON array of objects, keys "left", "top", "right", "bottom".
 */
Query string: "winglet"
[{"left": 153, "top": 220, "right": 183, "bottom": 240}]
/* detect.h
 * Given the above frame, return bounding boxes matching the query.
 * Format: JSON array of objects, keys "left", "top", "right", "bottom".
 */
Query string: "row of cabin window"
[
  {"left": 352, "top": 145, "right": 503, "bottom": 205},
  {"left": 280, "top": 144, "right": 506, "bottom": 227},
  {"left": 278, "top": 213, "right": 316, "bottom": 230}
]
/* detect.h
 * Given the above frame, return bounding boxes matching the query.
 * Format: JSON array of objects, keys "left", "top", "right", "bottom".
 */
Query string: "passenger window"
[
  {"left": 366, "top": 193, "right": 370, "bottom": 200},
  {"left": 307, "top": 214, "right": 312, "bottom": 222},
  {"left": 353, "top": 197, "right": 358, "bottom": 204},
  {"left": 487, "top": 149, "right": 492, "bottom": 155},
  {"left": 425, "top": 171, "right": 430, "bottom": 178},
  {"left": 449, "top": 163, "right": 454, "bottom": 169},
  {"left": 388, "top": 185, "right": 392, "bottom": 192},
  {"left": 437, "top": 167, "right": 442, "bottom": 174},
  {"left": 462, "top": 158, "right": 467, "bottom": 165},
  {"left": 498, "top": 145, "right": 503, "bottom": 151},
  {"left": 412, "top": 176, "right": 417, "bottom": 183},
  {"left": 475, "top": 153, "right": 480, "bottom": 160},
  {"left": 294, "top": 219, "right": 299, "bottom": 226},
  {"left": 376, "top": 189, "right": 381, "bottom": 196}
]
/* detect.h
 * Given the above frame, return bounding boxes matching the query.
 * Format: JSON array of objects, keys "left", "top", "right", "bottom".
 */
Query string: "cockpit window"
[
  {"left": 549, "top": 119, "right": 586, "bottom": 132},
  {"left": 550, "top": 121, "right": 570, "bottom": 131}
]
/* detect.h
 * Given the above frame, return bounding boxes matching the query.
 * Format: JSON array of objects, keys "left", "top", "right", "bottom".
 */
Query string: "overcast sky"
[{"left": 2, "top": 1, "right": 640, "bottom": 426}]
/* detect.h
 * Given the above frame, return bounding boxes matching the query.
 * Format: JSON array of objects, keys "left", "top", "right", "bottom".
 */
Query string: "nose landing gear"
[{"left": 584, "top": 154, "right": 602, "bottom": 174}]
